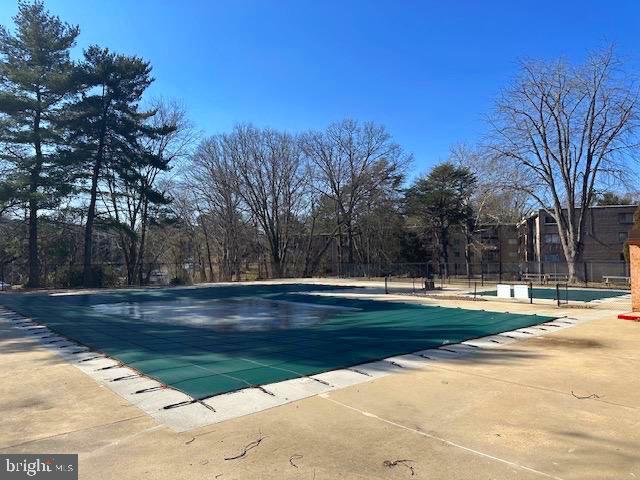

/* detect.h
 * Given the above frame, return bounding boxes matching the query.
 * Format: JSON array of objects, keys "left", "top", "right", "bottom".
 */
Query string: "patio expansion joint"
[
  {"left": 319, "top": 394, "right": 568, "bottom": 480},
  {"left": 0, "top": 304, "right": 590, "bottom": 432},
  {"left": 0, "top": 414, "right": 149, "bottom": 452},
  {"left": 411, "top": 360, "right": 638, "bottom": 411}
]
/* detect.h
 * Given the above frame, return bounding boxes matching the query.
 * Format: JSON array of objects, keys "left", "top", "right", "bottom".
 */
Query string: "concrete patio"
[{"left": 1, "top": 287, "right": 638, "bottom": 480}]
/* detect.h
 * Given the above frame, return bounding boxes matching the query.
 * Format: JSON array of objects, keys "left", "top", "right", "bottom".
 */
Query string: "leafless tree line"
[{"left": 177, "top": 119, "right": 411, "bottom": 280}]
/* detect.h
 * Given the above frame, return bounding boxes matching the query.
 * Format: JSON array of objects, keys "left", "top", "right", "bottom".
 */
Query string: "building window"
[
  {"left": 619, "top": 213, "right": 634, "bottom": 224},
  {"left": 543, "top": 233, "right": 561, "bottom": 244},
  {"left": 508, "top": 238, "right": 518, "bottom": 245},
  {"left": 544, "top": 254, "right": 561, "bottom": 262},
  {"left": 619, "top": 231, "right": 629, "bottom": 242},
  {"left": 544, "top": 215, "right": 557, "bottom": 224}
]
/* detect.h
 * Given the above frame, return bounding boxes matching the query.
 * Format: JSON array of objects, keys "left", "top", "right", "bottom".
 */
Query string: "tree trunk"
[
  {"left": 346, "top": 221, "right": 355, "bottom": 265},
  {"left": 83, "top": 98, "right": 109, "bottom": 287},
  {"left": 126, "top": 243, "right": 137, "bottom": 286},
  {"left": 464, "top": 232, "right": 472, "bottom": 278},
  {"left": 556, "top": 210, "right": 583, "bottom": 284},
  {"left": 564, "top": 240, "right": 584, "bottom": 284},
  {"left": 27, "top": 95, "right": 43, "bottom": 288},
  {"left": 137, "top": 198, "right": 149, "bottom": 286},
  {"left": 566, "top": 258, "right": 577, "bottom": 284},
  {"left": 200, "top": 218, "right": 215, "bottom": 282},
  {"left": 271, "top": 251, "right": 283, "bottom": 278},
  {"left": 27, "top": 198, "right": 40, "bottom": 288},
  {"left": 83, "top": 156, "right": 102, "bottom": 287},
  {"left": 302, "top": 215, "right": 317, "bottom": 277},
  {"left": 441, "top": 227, "right": 449, "bottom": 278}
]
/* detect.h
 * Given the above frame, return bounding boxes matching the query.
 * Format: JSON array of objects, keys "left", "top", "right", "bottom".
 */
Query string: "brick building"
[
  {"left": 518, "top": 205, "right": 636, "bottom": 280},
  {"left": 445, "top": 223, "right": 519, "bottom": 277},
  {"left": 442, "top": 205, "right": 636, "bottom": 281}
]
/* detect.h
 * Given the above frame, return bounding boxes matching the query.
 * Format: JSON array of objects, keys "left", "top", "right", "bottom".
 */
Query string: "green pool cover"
[
  {"left": 477, "top": 287, "right": 628, "bottom": 302},
  {"left": 0, "top": 284, "right": 556, "bottom": 399}
]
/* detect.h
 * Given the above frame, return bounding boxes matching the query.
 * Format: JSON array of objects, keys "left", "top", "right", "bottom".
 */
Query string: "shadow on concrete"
[
  {"left": 550, "top": 428, "right": 640, "bottom": 472},
  {"left": 520, "top": 335, "right": 606, "bottom": 350}
]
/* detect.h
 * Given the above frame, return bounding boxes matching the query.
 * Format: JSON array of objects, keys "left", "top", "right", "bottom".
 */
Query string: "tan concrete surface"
[{"left": 1, "top": 286, "right": 638, "bottom": 480}]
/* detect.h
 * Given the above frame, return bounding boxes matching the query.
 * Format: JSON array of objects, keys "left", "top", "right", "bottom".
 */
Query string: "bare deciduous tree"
[
  {"left": 302, "top": 120, "right": 410, "bottom": 270},
  {"left": 489, "top": 48, "right": 639, "bottom": 281},
  {"left": 227, "top": 125, "right": 307, "bottom": 278},
  {"left": 188, "top": 135, "right": 248, "bottom": 281}
]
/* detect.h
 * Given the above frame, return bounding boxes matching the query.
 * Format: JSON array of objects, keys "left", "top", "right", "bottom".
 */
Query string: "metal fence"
[
  {"left": 323, "top": 261, "right": 631, "bottom": 288},
  {"left": 0, "top": 261, "right": 216, "bottom": 290},
  {"left": 0, "top": 258, "right": 631, "bottom": 290}
]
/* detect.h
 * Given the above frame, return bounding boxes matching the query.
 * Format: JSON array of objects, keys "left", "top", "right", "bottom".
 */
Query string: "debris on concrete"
[
  {"left": 224, "top": 435, "right": 266, "bottom": 461},
  {"left": 571, "top": 390, "right": 601, "bottom": 400},
  {"left": 289, "top": 454, "right": 303, "bottom": 468},
  {"left": 383, "top": 459, "right": 415, "bottom": 476}
]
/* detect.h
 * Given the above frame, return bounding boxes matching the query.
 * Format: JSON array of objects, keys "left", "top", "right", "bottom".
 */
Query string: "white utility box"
[
  {"left": 513, "top": 284, "right": 530, "bottom": 299},
  {"left": 496, "top": 284, "right": 512, "bottom": 298}
]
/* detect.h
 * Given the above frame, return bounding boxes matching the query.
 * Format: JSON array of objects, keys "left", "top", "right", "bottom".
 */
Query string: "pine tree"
[
  {"left": 64, "top": 46, "right": 157, "bottom": 286},
  {"left": 406, "top": 163, "right": 477, "bottom": 276},
  {"left": 0, "top": 1, "right": 79, "bottom": 287}
]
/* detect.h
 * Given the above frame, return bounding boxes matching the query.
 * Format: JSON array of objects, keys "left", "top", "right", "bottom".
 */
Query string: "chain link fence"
[
  {"left": 0, "top": 259, "right": 631, "bottom": 290},
  {"left": 322, "top": 261, "right": 631, "bottom": 289}
]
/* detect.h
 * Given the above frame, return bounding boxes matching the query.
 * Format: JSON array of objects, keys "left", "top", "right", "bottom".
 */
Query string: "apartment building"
[
  {"left": 445, "top": 223, "right": 519, "bottom": 276},
  {"left": 518, "top": 205, "right": 637, "bottom": 270},
  {"left": 442, "top": 205, "right": 636, "bottom": 279}
]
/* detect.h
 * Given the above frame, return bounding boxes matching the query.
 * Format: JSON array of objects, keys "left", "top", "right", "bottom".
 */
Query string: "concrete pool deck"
[{"left": 1, "top": 281, "right": 638, "bottom": 479}]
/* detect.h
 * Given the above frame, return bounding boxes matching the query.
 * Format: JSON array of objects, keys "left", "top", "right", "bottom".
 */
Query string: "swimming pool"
[
  {"left": 0, "top": 283, "right": 555, "bottom": 399},
  {"left": 476, "top": 287, "right": 629, "bottom": 302}
]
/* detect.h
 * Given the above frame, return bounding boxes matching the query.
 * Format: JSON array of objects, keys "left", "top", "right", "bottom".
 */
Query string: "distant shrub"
[
  {"left": 61, "top": 265, "right": 121, "bottom": 288},
  {"left": 169, "top": 276, "right": 190, "bottom": 286}
]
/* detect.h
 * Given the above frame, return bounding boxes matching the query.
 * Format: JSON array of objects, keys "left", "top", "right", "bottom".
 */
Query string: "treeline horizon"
[{"left": 1, "top": 1, "right": 639, "bottom": 288}]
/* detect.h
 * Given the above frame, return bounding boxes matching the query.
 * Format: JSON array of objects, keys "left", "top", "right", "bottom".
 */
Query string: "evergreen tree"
[
  {"left": 104, "top": 142, "right": 174, "bottom": 286},
  {"left": 596, "top": 191, "right": 634, "bottom": 206},
  {"left": 64, "top": 46, "right": 157, "bottom": 286},
  {"left": 0, "top": 1, "right": 79, "bottom": 287},
  {"left": 405, "top": 162, "right": 476, "bottom": 276}
]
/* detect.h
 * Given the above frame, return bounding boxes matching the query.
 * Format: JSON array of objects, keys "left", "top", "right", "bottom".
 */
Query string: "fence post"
[
  {"left": 474, "top": 281, "right": 477, "bottom": 300},
  {"left": 583, "top": 262, "right": 588, "bottom": 288},
  {"left": 385, "top": 275, "right": 388, "bottom": 294},
  {"left": 556, "top": 282, "right": 560, "bottom": 307},
  {"left": 529, "top": 281, "right": 533, "bottom": 304}
]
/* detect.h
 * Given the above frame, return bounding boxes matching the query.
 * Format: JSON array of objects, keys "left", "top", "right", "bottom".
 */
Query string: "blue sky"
[{"left": 1, "top": 1, "right": 639, "bottom": 175}]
